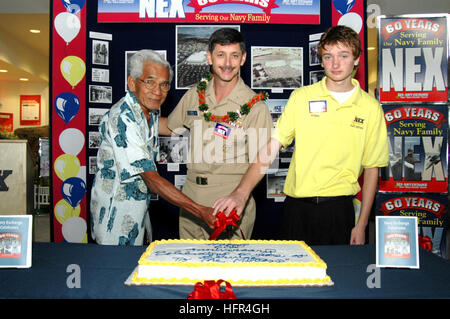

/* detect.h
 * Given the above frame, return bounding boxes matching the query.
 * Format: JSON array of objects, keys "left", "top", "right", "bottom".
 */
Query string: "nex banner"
[
  {"left": 379, "top": 104, "right": 448, "bottom": 193},
  {"left": 378, "top": 14, "right": 449, "bottom": 103},
  {"left": 97, "top": 0, "right": 321, "bottom": 24}
]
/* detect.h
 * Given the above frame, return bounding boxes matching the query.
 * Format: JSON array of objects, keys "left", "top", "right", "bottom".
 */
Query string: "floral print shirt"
[{"left": 90, "top": 91, "right": 159, "bottom": 245}]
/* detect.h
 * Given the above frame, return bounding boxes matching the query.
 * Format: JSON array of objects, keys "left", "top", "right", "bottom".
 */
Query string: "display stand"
[{"left": 376, "top": 14, "right": 449, "bottom": 258}]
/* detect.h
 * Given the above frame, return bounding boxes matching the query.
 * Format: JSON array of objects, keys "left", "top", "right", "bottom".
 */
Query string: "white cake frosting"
[{"left": 131, "top": 239, "right": 333, "bottom": 286}]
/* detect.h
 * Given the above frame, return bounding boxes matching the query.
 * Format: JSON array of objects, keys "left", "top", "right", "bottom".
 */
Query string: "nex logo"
[
  {"left": 354, "top": 117, "right": 365, "bottom": 124},
  {"left": 0, "top": 170, "right": 13, "bottom": 191}
]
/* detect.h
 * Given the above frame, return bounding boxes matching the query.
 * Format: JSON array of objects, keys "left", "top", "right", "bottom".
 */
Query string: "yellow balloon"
[
  {"left": 54, "top": 199, "right": 81, "bottom": 224},
  {"left": 54, "top": 153, "right": 80, "bottom": 181},
  {"left": 60, "top": 55, "right": 86, "bottom": 88}
]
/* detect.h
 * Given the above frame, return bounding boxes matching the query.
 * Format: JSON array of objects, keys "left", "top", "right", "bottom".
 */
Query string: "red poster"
[
  {"left": 20, "top": 95, "right": 41, "bottom": 126},
  {"left": 0, "top": 113, "right": 13, "bottom": 132}
]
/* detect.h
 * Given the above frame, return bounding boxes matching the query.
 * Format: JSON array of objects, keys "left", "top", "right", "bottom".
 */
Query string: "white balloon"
[
  {"left": 59, "top": 128, "right": 85, "bottom": 156},
  {"left": 54, "top": 12, "right": 81, "bottom": 45},
  {"left": 338, "top": 12, "right": 363, "bottom": 34},
  {"left": 62, "top": 217, "right": 87, "bottom": 243}
]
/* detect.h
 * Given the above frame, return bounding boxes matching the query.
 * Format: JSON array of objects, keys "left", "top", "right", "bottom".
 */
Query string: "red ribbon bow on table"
[
  {"left": 419, "top": 235, "right": 433, "bottom": 251},
  {"left": 209, "top": 210, "right": 245, "bottom": 240},
  {"left": 188, "top": 280, "right": 236, "bottom": 299}
]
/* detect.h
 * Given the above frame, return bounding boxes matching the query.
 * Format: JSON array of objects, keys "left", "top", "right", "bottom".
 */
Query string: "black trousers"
[{"left": 280, "top": 195, "right": 355, "bottom": 245}]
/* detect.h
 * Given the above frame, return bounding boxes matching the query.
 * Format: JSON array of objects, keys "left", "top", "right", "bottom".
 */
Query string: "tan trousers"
[{"left": 179, "top": 173, "right": 256, "bottom": 240}]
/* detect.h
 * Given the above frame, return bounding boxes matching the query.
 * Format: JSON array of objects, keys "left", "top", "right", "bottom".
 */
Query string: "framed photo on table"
[
  {"left": 0, "top": 215, "right": 32, "bottom": 268},
  {"left": 376, "top": 216, "right": 420, "bottom": 269}
]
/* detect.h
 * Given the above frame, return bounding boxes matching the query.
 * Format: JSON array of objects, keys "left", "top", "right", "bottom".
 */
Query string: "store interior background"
[{"left": 0, "top": 0, "right": 448, "bottom": 248}]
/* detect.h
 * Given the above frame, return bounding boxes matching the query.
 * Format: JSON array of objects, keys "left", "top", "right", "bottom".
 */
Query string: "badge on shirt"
[
  {"left": 213, "top": 123, "right": 231, "bottom": 139},
  {"left": 187, "top": 110, "right": 198, "bottom": 116},
  {"left": 309, "top": 100, "right": 327, "bottom": 113}
]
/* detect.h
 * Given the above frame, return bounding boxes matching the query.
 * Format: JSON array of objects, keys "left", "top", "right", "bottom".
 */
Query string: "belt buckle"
[{"left": 196, "top": 177, "right": 208, "bottom": 185}]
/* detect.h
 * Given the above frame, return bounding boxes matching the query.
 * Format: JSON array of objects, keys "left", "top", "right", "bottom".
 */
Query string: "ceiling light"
[
  {"left": 0, "top": 69, "right": 8, "bottom": 73},
  {"left": 367, "top": 47, "right": 376, "bottom": 51},
  {"left": 30, "top": 29, "right": 41, "bottom": 34},
  {"left": 19, "top": 78, "right": 29, "bottom": 81}
]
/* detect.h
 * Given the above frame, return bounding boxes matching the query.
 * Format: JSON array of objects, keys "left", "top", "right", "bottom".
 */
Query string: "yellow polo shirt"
[{"left": 272, "top": 77, "right": 388, "bottom": 198}]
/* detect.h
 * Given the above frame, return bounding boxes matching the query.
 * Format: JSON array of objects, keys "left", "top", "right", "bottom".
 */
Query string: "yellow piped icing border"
[
  {"left": 132, "top": 271, "right": 332, "bottom": 286},
  {"left": 138, "top": 239, "right": 327, "bottom": 268}
]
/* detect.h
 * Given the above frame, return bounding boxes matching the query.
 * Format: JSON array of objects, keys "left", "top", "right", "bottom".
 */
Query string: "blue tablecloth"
[{"left": 2, "top": 242, "right": 450, "bottom": 299}]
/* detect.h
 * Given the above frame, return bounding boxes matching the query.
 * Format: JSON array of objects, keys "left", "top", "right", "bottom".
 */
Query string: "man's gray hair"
[{"left": 128, "top": 49, "right": 173, "bottom": 82}]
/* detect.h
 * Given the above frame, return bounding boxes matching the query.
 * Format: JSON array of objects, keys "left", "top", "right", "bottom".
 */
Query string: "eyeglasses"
[{"left": 138, "top": 78, "right": 171, "bottom": 92}]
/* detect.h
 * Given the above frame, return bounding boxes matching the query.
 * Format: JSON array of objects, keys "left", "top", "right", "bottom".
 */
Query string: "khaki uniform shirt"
[
  {"left": 167, "top": 77, "right": 273, "bottom": 239},
  {"left": 168, "top": 77, "right": 273, "bottom": 177}
]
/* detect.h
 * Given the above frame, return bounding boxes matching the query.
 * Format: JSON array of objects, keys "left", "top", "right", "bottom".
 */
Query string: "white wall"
[{"left": 0, "top": 81, "right": 49, "bottom": 131}]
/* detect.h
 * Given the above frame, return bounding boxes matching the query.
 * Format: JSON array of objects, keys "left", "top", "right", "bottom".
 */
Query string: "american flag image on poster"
[
  {"left": 378, "top": 15, "right": 448, "bottom": 103},
  {"left": 379, "top": 104, "right": 448, "bottom": 193}
]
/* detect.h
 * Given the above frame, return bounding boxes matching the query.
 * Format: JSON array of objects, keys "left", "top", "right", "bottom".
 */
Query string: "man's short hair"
[
  {"left": 317, "top": 25, "right": 362, "bottom": 61},
  {"left": 128, "top": 49, "right": 173, "bottom": 82},
  {"left": 208, "top": 28, "right": 246, "bottom": 54}
]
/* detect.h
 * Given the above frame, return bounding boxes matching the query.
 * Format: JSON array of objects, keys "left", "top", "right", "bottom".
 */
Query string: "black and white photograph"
[
  {"left": 251, "top": 46, "right": 303, "bottom": 90},
  {"left": 92, "top": 39, "right": 109, "bottom": 65},
  {"left": 175, "top": 25, "right": 240, "bottom": 89},
  {"left": 310, "top": 70, "right": 325, "bottom": 84},
  {"left": 88, "top": 131, "right": 101, "bottom": 149},
  {"left": 88, "top": 107, "right": 108, "bottom": 126},
  {"left": 92, "top": 68, "right": 109, "bottom": 83},
  {"left": 158, "top": 136, "right": 189, "bottom": 164},
  {"left": 124, "top": 50, "right": 166, "bottom": 92},
  {"left": 89, "top": 85, "right": 112, "bottom": 104},
  {"left": 89, "top": 156, "right": 98, "bottom": 175},
  {"left": 309, "top": 40, "right": 320, "bottom": 66}
]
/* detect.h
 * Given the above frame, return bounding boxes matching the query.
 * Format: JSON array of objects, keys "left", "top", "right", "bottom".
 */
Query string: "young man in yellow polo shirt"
[{"left": 212, "top": 25, "right": 388, "bottom": 245}]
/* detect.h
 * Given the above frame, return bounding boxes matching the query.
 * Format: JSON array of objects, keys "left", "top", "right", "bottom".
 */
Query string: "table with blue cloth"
[{"left": 1, "top": 242, "right": 450, "bottom": 299}]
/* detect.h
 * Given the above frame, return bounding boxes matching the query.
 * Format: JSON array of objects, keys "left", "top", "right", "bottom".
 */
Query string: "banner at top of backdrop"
[
  {"left": 377, "top": 14, "right": 448, "bottom": 103},
  {"left": 97, "top": 0, "right": 320, "bottom": 24}
]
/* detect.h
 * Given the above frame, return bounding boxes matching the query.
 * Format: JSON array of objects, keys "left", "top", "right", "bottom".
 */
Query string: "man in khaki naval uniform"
[{"left": 166, "top": 28, "right": 273, "bottom": 239}]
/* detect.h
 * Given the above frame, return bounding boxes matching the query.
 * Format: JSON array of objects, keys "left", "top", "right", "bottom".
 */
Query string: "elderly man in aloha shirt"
[{"left": 90, "top": 50, "right": 215, "bottom": 245}]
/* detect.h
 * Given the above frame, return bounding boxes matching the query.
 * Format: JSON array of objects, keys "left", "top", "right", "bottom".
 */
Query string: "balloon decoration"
[
  {"left": 332, "top": 0, "right": 355, "bottom": 15},
  {"left": 62, "top": 217, "right": 88, "bottom": 243},
  {"left": 61, "top": 177, "right": 87, "bottom": 208},
  {"left": 338, "top": 11, "right": 363, "bottom": 33},
  {"left": 61, "top": 56, "right": 86, "bottom": 89},
  {"left": 54, "top": 92, "right": 80, "bottom": 124},
  {"left": 332, "top": 0, "right": 363, "bottom": 34},
  {"left": 52, "top": 0, "right": 87, "bottom": 244},
  {"left": 59, "top": 128, "right": 85, "bottom": 156},
  {"left": 54, "top": 153, "right": 81, "bottom": 181},
  {"left": 62, "top": 0, "right": 86, "bottom": 14},
  {"left": 54, "top": 12, "right": 81, "bottom": 45},
  {"left": 54, "top": 199, "right": 81, "bottom": 224}
]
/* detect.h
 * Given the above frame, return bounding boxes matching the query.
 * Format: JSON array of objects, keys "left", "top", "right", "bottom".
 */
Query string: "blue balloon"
[
  {"left": 62, "top": 0, "right": 86, "bottom": 14},
  {"left": 61, "top": 177, "right": 86, "bottom": 208},
  {"left": 54, "top": 92, "right": 80, "bottom": 124},
  {"left": 332, "top": 0, "right": 355, "bottom": 15}
]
